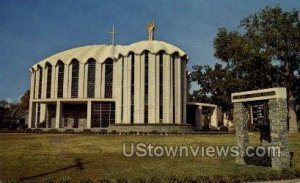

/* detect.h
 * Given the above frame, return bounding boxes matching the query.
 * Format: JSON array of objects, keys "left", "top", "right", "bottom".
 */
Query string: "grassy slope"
[{"left": 0, "top": 133, "right": 299, "bottom": 182}]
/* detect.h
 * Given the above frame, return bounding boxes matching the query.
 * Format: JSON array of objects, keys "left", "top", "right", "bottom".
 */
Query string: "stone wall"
[{"left": 62, "top": 104, "right": 87, "bottom": 128}]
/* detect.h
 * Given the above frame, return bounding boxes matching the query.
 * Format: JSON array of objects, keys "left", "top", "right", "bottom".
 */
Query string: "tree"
[
  {"left": 19, "top": 90, "right": 30, "bottom": 110},
  {"left": 213, "top": 6, "right": 300, "bottom": 133},
  {"left": 193, "top": 7, "right": 300, "bottom": 132}
]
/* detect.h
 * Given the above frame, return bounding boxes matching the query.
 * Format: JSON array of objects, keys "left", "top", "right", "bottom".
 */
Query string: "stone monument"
[{"left": 232, "top": 87, "right": 291, "bottom": 169}]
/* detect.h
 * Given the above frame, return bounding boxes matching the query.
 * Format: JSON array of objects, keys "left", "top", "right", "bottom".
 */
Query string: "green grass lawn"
[{"left": 0, "top": 133, "right": 299, "bottom": 182}]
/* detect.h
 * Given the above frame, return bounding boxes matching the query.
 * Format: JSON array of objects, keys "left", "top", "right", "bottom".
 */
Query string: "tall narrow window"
[
  {"left": 38, "top": 66, "right": 43, "bottom": 99},
  {"left": 71, "top": 59, "right": 79, "bottom": 98},
  {"left": 144, "top": 51, "right": 149, "bottom": 124},
  {"left": 87, "top": 59, "right": 96, "bottom": 98},
  {"left": 57, "top": 61, "right": 64, "bottom": 98},
  {"left": 121, "top": 57, "right": 124, "bottom": 122},
  {"left": 46, "top": 63, "right": 52, "bottom": 98},
  {"left": 172, "top": 54, "right": 176, "bottom": 124},
  {"left": 104, "top": 58, "right": 113, "bottom": 98},
  {"left": 159, "top": 52, "right": 163, "bottom": 122},
  {"left": 130, "top": 53, "right": 135, "bottom": 124}
]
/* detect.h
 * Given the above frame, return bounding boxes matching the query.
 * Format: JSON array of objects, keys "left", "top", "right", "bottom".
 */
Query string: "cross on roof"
[{"left": 109, "top": 26, "right": 116, "bottom": 45}]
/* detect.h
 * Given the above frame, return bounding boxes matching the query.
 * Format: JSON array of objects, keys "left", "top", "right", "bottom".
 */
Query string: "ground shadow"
[{"left": 19, "top": 158, "right": 92, "bottom": 181}]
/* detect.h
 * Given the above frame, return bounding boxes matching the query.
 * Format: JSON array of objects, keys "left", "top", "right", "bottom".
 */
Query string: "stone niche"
[{"left": 231, "top": 87, "right": 291, "bottom": 169}]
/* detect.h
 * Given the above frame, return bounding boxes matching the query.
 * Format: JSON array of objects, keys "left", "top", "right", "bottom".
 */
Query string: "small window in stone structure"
[
  {"left": 104, "top": 58, "right": 113, "bottom": 98},
  {"left": 87, "top": 59, "right": 96, "bottom": 98},
  {"left": 46, "top": 63, "right": 52, "bottom": 98},
  {"left": 71, "top": 59, "right": 79, "bottom": 98},
  {"left": 38, "top": 66, "right": 43, "bottom": 99},
  {"left": 57, "top": 61, "right": 64, "bottom": 98}
]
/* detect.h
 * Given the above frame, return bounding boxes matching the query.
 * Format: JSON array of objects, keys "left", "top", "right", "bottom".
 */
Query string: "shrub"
[
  {"left": 116, "top": 178, "right": 128, "bottom": 183},
  {"left": 195, "top": 176, "right": 210, "bottom": 183},
  {"left": 100, "top": 129, "right": 108, "bottom": 135},
  {"left": 150, "top": 130, "right": 159, "bottom": 134},
  {"left": 98, "top": 179, "right": 111, "bottom": 183},
  {"left": 32, "top": 129, "right": 43, "bottom": 133},
  {"left": 219, "top": 126, "right": 228, "bottom": 131},
  {"left": 49, "top": 129, "right": 59, "bottom": 134},
  {"left": 82, "top": 129, "right": 93, "bottom": 134},
  {"left": 150, "top": 176, "right": 162, "bottom": 183},
  {"left": 111, "top": 130, "right": 118, "bottom": 135},
  {"left": 80, "top": 177, "right": 94, "bottom": 183},
  {"left": 129, "top": 131, "right": 137, "bottom": 135},
  {"left": 132, "top": 177, "right": 146, "bottom": 183},
  {"left": 44, "top": 177, "right": 54, "bottom": 183},
  {"left": 8, "top": 180, "right": 21, "bottom": 183},
  {"left": 64, "top": 129, "right": 75, "bottom": 134},
  {"left": 25, "top": 128, "right": 32, "bottom": 133},
  {"left": 167, "top": 176, "right": 181, "bottom": 183},
  {"left": 58, "top": 176, "right": 71, "bottom": 183}
]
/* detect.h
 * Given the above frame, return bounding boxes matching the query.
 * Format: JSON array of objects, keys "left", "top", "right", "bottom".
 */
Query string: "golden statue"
[{"left": 147, "top": 21, "right": 156, "bottom": 40}]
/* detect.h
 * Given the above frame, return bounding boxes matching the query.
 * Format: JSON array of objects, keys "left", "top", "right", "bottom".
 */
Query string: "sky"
[{"left": 0, "top": 0, "right": 299, "bottom": 102}]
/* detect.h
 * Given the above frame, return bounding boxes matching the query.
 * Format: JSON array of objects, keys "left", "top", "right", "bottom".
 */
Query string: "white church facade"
[{"left": 28, "top": 24, "right": 218, "bottom": 132}]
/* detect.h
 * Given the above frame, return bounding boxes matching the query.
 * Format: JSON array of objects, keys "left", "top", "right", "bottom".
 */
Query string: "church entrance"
[{"left": 91, "top": 102, "right": 115, "bottom": 128}]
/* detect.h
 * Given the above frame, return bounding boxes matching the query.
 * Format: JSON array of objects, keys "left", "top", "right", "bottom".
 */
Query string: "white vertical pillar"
[
  {"left": 140, "top": 54, "right": 145, "bottom": 124},
  {"left": 35, "top": 68, "right": 40, "bottom": 99},
  {"left": 55, "top": 101, "right": 62, "bottom": 128},
  {"left": 40, "top": 104, "right": 46, "bottom": 122},
  {"left": 54, "top": 65, "right": 59, "bottom": 98},
  {"left": 170, "top": 56, "right": 174, "bottom": 124},
  {"left": 123, "top": 57, "right": 131, "bottom": 124},
  {"left": 87, "top": 101, "right": 92, "bottom": 128},
  {"left": 175, "top": 56, "right": 182, "bottom": 124},
  {"left": 68, "top": 64, "right": 72, "bottom": 98},
  {"left": 28, "top": 71, "right": 36, "bottom": 128},
  {"left": 42, "top": 66, "right": 47, "bottom": 99},
  {"left": 182, "top": 60, "right": 187, "bottom": 124},
  {"left": 134, "top": 55, "right": 141, "bottom": 124},
  {"left": 63, "top": 64, "right": 69, "bottom": 98},
  {"left": 51, "top": 65, "right": 56, "bottom": 98},
  {"left": 95, "top": 62, "right": 101, "bottom": 98},
  {"left": 34, "top": 104, "right": 39, "bottom": 128},
  {"left": 114, "top": 59, "right": 122, "bottom": 124},
  {"left": 84, "top": 63, "right": 88, "bottom": 98},
  {"left": 148, "top": 53, "right": 156, "bottom": 124},
  {"left": 163, "top": 54, "right": 171, "bottom": 123},
  {"left": 195, "top": 106, "right": 203, "bottom": 130},
  {"left": 155, "top": 54, "right": 160, "bottom": 123},
  {"left": 211, "top": 107, "right": 218, "bottom": 128},
  {"left": 78, "top": 63, "right": 85, "bottom": 98},
  {"left": 101, "top": 63, "right": 106, "bottom": 98}
]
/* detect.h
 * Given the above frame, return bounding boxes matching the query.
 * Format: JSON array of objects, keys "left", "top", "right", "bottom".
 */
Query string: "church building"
[{"left": 28, "top": 22, "right": 218, "bottom": 132}]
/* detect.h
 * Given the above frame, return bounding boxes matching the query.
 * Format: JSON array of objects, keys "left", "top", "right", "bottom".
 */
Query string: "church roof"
[{"left": 31, "top": 40, "right": 188, "bottom": 71}]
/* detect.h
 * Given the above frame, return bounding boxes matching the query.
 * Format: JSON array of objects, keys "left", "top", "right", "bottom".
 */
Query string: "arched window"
[
  {"left": 45, "top": 63, "right": 52, "bottom": 98},
  {"left": 71, "top": 59, "right": 79, "bottom": 98},
  {"left": 57, "top": 61, "right": 64, "bottom": 98},
  {"left": 87, "top": 59, "right": 96, "bottom": 98},
  {"left": 37, "top": 66, "right": 43, "bottom": 99},
  {"left": 104, "top": 58, "right": 113, "bottom": 98},
  {"left": 158, "top": 51, "right": 164, "bottom": 122},
  {"left": 144, "top": 51, "right": 149, "bottom": 124},
  {"left": 130, "top": 53, "right": 135, "bottom": 124}
]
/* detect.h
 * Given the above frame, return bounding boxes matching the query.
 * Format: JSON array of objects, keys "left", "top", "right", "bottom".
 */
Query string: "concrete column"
[
  {"left": 101, "top": 63, "right": 105, "bottom": 98},
  {"left": 175, "top": 57, "right": 182, "bottom": 124},
  {"left": 182, "top": 60, "right": 187, "bottom": 124},
  {"left": 233, "top": 102, "right": 249, "bottom": 165},
  {"left": 87, "top": 101, "right": 92, "bottom": 128},
  {"left": 35, "top": 104, "right": 39, "bottom": 127},
  {"left": 55, "top": 101, "right": 62, "bottom": 128},
  {"left": 140, "top": 54, "right": 145, "bottom": 124},
  {"left": 268, "top": 99, "right": 290, "bottom": 169},
  {"left": 35, "top": 68, "right": 40, "bottom": 99},
  {"left": 42, "top": 66, "right": 47, "bottom": 99},
  {"left": 28, "top": 71, "right": 36, "bottom": 128},
  {"left": 78, "top": 63, "right": 85, "bottom": 98},
  {"left": 123, "top": 57, "right": 131, "bottom": 124},
  {"left": 54, "top": 65, "right": 59, "bottom": 98},
  {"left": 134, "top": 55, "right": 141, "bottom": 124},
  {"left": 40, "top": 104, "right": 46, "bottom": 123},
  {"left": 195, "top": 106, "right": 203, "bottom": 130},
  {"left": 83, "top": 63, "right": 88, "bottom": 98},
  {"left": 95, "top": 62, "right": 101, "bottom": 98},
  {"left": 63, "top": 64, "right": 69, "bottom": 98},
  {"left": 170, "top": 56, "right": 174, "bottom": 124},
  {"left": 163, "top": 54, "right": 171, "bottom": 123},
  {"left": 51, "top": 65, "right": 56, "bottom": 98},
  {"left": 155, "top": 54, "right": 160, "bottom": 123},
  {"left": 210, "top": 107, "right": 218, "bottom": 127},
  {"left": 148, "top": 53, "right": 156, "bottom": 124},
  {"left": 114, "top": 59, "right": 122, "bottom": 124},
  {"left": 67, "top": 63, "right": 72, "bottom": 98}
]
